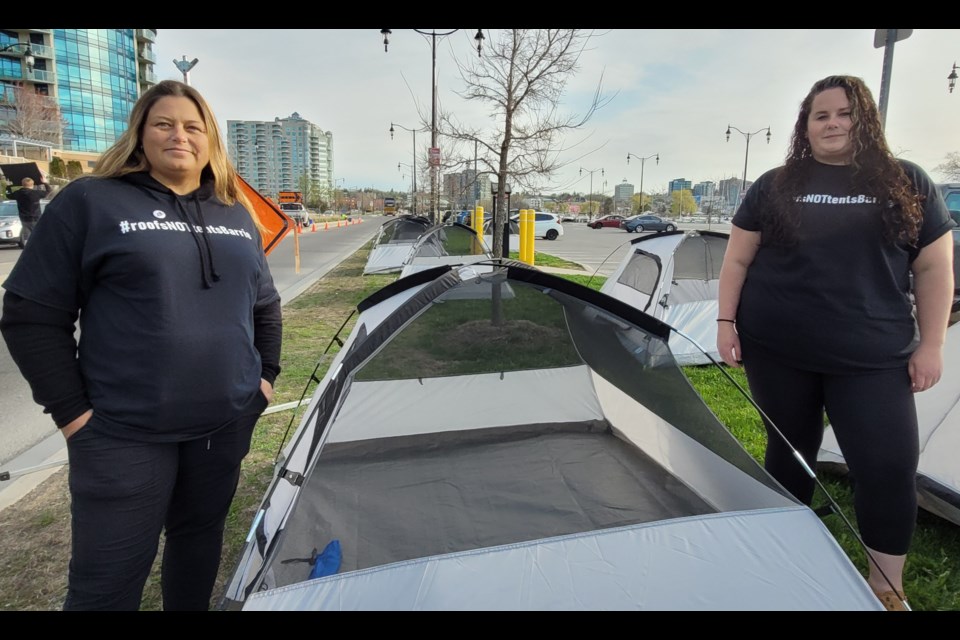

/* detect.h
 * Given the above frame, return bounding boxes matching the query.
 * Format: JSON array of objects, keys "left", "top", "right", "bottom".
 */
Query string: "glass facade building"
[
  {"left": 0, "top": 29, "right": 156, "bottom": 156},
  {"left": 54, "top": 29, "right": 141, "bottom": 153}
]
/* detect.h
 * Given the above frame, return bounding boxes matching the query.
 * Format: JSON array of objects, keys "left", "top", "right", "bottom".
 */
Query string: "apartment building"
[
  {"left": 227, "top": 112, "right": 334, "bottom": 202},
  {"left": 0, "top": 28, "right": 157, "bottom": 171}
]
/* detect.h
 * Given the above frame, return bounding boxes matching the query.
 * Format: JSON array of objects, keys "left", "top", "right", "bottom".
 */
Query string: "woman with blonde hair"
[{"left": 0, "top": 80, "right": 282, "bottom": 610}]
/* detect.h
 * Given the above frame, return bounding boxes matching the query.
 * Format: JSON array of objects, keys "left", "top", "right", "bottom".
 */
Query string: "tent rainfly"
[
  {"left": 600, "top": 229, "right": 729, "bottom": 365},
  {"left": 219, "top": 262, "right": 882, "bottom": 611}
]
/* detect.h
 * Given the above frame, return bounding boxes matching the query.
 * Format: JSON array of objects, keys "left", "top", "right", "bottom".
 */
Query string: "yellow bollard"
[
  {"left": 521, "top": 209, "right": 535, "bottom": 265},
  {"left": 473, "top": 206, "right": 485, "bottom": 253}
]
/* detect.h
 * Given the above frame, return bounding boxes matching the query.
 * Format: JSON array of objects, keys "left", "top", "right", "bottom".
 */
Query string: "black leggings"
[{"left": 740, "top": 345, "right": 919, "bottom": 555}]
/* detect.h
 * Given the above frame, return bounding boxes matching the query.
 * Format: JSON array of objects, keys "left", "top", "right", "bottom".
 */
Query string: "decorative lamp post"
[
  {"left": 725, "top": 125, "right": 770, "bottom": 211},
  {"left": 391, "top": 123, "right": 423, "bottom": 215},
  {"left": 579, "top": 166, "right": 604, "bottom": 218},
  {"left": 381, "top": 29, "right": 485, "bottom": 224},
  {"left": 626, "top": 152, "right": 659, "bottom": 213},
  {"left": 0, "top": 42, "right": 34, "bottom": 72},
  {"left": 173, "top": 55, "right": 199, "bottom": 85}
]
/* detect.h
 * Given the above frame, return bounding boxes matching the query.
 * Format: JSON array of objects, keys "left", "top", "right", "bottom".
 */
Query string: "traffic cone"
[
  {"left": 311, "top": 221, "right": 317, "bottom": 232},
  {"left": 324, "top": 220, "right": 329, "bottom": 231}
]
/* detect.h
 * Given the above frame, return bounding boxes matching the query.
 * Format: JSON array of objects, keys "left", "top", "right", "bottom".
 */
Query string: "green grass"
[{"left": 208, "top": 247, "right": 960, "bottom": 612}]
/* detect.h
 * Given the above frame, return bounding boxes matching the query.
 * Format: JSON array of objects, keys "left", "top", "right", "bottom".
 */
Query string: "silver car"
[{"left": 0, "top": 200, "right": 24, "bottom": 248}]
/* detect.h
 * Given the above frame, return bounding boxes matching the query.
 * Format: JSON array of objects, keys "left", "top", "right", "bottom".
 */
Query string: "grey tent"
[
  {"left": 398, "top": 222, "right": 492, "bottom": 278},
  {"left": 220, "top": 262, "right": 882, "bottom": 611},
  {"left": 362, "top": 215, "right": 432, "bottom": 275},
  {"left": 600, "top": 230, "right": 728, "bottom": 365},
  {"left": 819, "top": 321, "right": 960, "bottom": 527}
]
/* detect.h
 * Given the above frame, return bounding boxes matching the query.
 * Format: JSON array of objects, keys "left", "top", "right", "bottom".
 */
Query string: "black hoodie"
[{"left": 1, "top": 172, "right": 282, "bottom": 442}]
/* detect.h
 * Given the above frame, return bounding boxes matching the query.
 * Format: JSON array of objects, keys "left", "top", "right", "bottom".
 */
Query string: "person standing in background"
[
  {"left": 0, "top": 80, "right": 282, "bottom": 610},
  {"left": 717, "top": 75, "right": 954, "bottom": 611},
  {"left": 5, "top": 176, "right": 49, "bottom": 246}
]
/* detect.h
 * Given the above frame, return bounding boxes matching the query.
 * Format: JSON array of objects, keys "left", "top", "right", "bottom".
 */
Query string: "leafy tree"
[
  {"left": 671, "top": 189, "right": 697, "bottom": 216},
  {"left": 440, "top": 29, "right": 614, "bottom": 259},
  {"left": 66, "top": 160, "right": 83, "bottom": 180},
  {"left": 49, "top": 156, "right": 66, "bottom": 178}
]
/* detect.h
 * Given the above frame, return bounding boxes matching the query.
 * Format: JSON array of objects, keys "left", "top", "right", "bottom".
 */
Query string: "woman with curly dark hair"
[{"left": 717, "top": 75, "right": 954, "bottom": 611}]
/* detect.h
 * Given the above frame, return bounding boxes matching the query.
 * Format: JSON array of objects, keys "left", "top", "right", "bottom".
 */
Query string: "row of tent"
[{"left": 215, "top": 216, "right": 958, "bottom": 610}]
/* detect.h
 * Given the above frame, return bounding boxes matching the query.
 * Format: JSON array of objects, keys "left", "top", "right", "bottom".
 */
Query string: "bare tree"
[
  {"left": 440, "top": 29, "right": 614, "bottom": 259},
  {"left": 935, "top": 152, "right": 960, "bottom": 182},
  {"left": 0, "top": 84, "right": 66, "bottom": 147}
]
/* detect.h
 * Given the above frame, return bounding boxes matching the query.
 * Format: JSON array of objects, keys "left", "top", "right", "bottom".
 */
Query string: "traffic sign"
[
  {"left": 874, "top": 29, "right": 912, "bottom": 48},
  {"left": 428, "top": 147, "right": 441, "bottom": 167}
]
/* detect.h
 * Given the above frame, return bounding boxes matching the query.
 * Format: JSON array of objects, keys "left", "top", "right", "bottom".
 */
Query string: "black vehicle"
[{"left": 936, "top": 183, "right": 960, "bottom": 317}]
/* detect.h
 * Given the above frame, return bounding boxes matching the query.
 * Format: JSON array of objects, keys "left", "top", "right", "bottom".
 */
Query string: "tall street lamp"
[
  {"left": 173, "top": 55, "right": 198, "bottom": 85},
  {"left": 391, "top": 122, "right": 423, "bottom": 215},
  {"left": 0, "top": 42, "right": 34, "bottom": 72},
  {"left": 949, "top": 62, "right": 958, "bottom": 93},
  {"left": 398, "top": 162, "right": 416, "bottom": 214},
  {"left": 381, "top": 29, "right": 485, "bottom": 225},
  {"left": 726, "top": 125, "right": 770, "bottom": 210},
  {"left": 626, "top": 152, "right": 659, "bottom": 213},
  {"left": 579, "top": 166, "right": 604, "bottom": 218}
]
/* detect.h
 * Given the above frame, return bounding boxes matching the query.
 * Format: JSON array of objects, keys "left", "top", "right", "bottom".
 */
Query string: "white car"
[
  {"left": 509, "top": 211, "right": 563, "bottom": 240},
  {"left": 0, "top": 200, "right": 24, "bottom": 247}
]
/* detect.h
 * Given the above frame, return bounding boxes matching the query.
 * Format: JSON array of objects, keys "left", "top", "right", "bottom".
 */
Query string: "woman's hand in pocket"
[
  {"left": 61, "top": 409, "right": 93, "bottom": 441},
  {"left": 260, "top": 378, "right": 275, "bottom": 404}
]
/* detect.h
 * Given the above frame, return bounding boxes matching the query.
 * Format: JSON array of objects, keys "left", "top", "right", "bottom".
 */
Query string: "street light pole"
[
  {"left": 391, "top": 123, "right": 422, "bottom": 216},
  {"left": 173, "top": 55, "right": 199, "bottom": 85},
  {"left": 381, "top": 29, "right": 484, "bottom": 225},
  {"left": 0, "top": 42, "right": 34, "bottom": 72},
  {"left": 626, "top": 152, "right": 659, "bottom": 213},
  {"left": 726, "top": 125, "right": 770, "bottom": 211},
  {"left": 579, "top": 167, "right": 604, "bottom": 218}
]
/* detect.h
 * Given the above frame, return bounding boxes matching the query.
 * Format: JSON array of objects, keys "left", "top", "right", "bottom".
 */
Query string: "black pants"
[
  {"left": 19, "top": 217, "right": 37, "bottom": 246},
  {"left": 63, "top": 412, "right": 259, "bottom": 610},
  {"left": 741, "top": 343, "right": 919, "bottom": 555}
]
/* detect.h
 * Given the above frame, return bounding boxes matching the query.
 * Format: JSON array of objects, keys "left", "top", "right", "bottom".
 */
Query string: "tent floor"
[{"left": 269, "top": 420, "right": 716, "bottom": 587}]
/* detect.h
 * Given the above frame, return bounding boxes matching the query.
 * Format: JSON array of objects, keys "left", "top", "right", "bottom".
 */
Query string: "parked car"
[
  {"left": 622, "top": 214, "right": 677, "bottom": 233},
  {"left": 509, "top": 211, "right": 564, "bottom": 240},
  {"left": 936, "top": 183, "right": 960, "bottom": 318},
  {"left": 587, "top": 214, "right": 626, "bottom": 229},
  {"left": 279, "top": 202, "right": 313, "bottom": 225},
  {"left": 0, "top": 199, "right": 48, "bottom": 248},
  {"left": 0, "top": 200, "right": 24, "bottom": 248}
]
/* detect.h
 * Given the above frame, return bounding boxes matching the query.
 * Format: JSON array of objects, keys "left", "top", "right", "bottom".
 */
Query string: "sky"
[{"left": 153, "top": 29, "right": 960, "bottom": 198}]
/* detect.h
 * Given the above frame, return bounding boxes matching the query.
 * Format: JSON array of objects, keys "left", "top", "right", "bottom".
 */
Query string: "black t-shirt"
[
  {"left": 3, "top": 173, "right": 281, "bottom": 442},
  {"left": 733, "top": 159, "right": 953, "bottom": 372}
]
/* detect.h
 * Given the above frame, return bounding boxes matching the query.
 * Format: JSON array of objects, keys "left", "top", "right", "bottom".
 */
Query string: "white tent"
[
  {"left": 398, "top": 222, "right": 492, "bottom": 278},
  {"left": 818, "top": 321, "right": 960, "bottom": 527},
  {"left": 220, "top": 262, "right": 882, "bottom": 611},
  {"left": 600, "top": 230, "right": 728, "bottom": 365},
  {"left": 362, "top": 215, "right": 432, "bottom": 275}
]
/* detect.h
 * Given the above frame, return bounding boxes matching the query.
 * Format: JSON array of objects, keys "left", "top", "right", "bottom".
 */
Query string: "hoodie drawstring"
[{"left": 173, "top": 196, "right": 220, "bottom": 289}]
